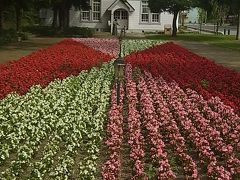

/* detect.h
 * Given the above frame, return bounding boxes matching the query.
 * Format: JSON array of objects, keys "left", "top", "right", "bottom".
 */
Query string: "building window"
[
  {"left": 114, "top": 10, "right": 121, "bottom": 19},
  {"left": 81, "top": 11, "right": 90, "bottom": 21},
  {"left": 121, "top": 11, "right": 128, "bottom": 20},
  {"left": 80, "top": 0, "right": 101, "bottom": 22},
  {"left": 114, "top": 10, "right": 128, "bottom": 20},
  {"left": 92, "top": 0, "right": 101, "bottom": 21},
  {"left": 141, "top": 0, "right": 149, "bottom": 22},
  {"left": 141, "top": 0, "right": 160, "bottom": 23},
  {"left": 152, "top": 13, "right": 159, "bottom": 23},
  {"left": 141, "top": 14, "right": 149, "bottom": 22}
]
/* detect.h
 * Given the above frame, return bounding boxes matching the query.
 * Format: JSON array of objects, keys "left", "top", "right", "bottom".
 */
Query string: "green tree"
[
  {"left": 199, "top": 0, "right": 239, "bottom": 40},
  {"left": 13, "top": 0, "right": 34, "bottom": 31},
  {"left": 148, "top": 0, "right": 195, "bottom": 37},
  {"left": 231, "top": 0, "right": 240, "bottom": 40},
  {"left": 46, "top": 0, "right": 89, "bottom": 29},
  {"left": 209, "top": 0, "right": 229, "bottom": 34},
  {"left": 198, "top": 8, "right": 207, "bottom": 33},
  {"left": 0, "top": 0, "right": 13, "bottom": 31}
]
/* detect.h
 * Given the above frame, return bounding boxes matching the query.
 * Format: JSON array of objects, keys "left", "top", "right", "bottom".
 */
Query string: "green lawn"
[
  {"left": 146, "top": 33, "right": 240, "bottom": 52},
  {"left": 210, "top": 41, "right": 240, "bottom": 51},
  {"left": 0, "top": 37, "right": 64, "bottom": 64}
]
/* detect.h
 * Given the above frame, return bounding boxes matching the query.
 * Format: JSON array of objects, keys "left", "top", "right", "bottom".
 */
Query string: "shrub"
[
  {"left": 17, "top": 32, "right": 29, "bottom": 40},
  {"left": 63, "top": 27, "right": 94, "bottom": 37},
  {"left": 0, "top": 29, "right": 18, "bottom": 45},
  {"left": 22, "top": 26, "right": 58, "bottom": 36},
  {"left": 22, "top": 26, "right": 94, "bottom": 37}
]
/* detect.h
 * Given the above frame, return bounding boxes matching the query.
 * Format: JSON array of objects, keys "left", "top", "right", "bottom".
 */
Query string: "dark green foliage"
[
  {"left": 0, "top": 29, "right": 18, "bottom": 45},
  {"left": 22, "top": 26, "right": 94, "bottom": 37},
  {"left": 148, "top": 0, "right": 196, "bottom": 13},
  {"left": 62, "top": 27, "right": 94, "bottom": 37}
]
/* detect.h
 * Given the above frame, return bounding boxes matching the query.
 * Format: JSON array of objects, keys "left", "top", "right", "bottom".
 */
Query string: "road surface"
[{"left": 187, "top": 23, "right": 237, "bottom": 36}]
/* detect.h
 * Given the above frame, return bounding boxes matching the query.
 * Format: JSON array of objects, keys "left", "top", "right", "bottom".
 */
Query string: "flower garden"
[{"left": 0, "top": 38, "right": 239, "bottom": 179}]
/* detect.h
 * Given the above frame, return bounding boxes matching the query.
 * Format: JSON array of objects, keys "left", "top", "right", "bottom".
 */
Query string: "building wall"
[
  {"left": 69, "top": 0, "right": 114, "bottom": 31},
  {"left": 40, "top": 9, "right": 53, "bottom": 26},
  {"left": 127, "top": 1, "right": 174, "bottom": 32},
  {"left": 42, "top": 0, "right": 177, "bottom": 32},
  {"left": 187, "top": 8, "right": 199, "bottom": 24}
]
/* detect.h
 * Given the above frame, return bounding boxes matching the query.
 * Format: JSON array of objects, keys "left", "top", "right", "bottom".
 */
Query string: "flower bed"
[
  {"left": 0, "top": 62, "right": 114, "bottom": 179},
  {"left": 123, "top": 66, "right": 239, "bottom": 179},
  {"left": 73, "top": 38, "right": 120, "bottom": 58},
  {"left": 0, "top": 38, "right": 239, "bottom": 179},
  {"left": 125, "top": 42, "right": 240, "bottom": 115},
  {"left": 0, "top": 39, "right": 112, "bottom": 99},
  {"left": 121, "top": 39, "right": 165, "bottom": 57}
]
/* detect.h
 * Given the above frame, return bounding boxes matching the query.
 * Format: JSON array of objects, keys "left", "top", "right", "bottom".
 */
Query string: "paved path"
[
  {"left": 0, "top": 37, "right": 64, "bottom": 64},
  {"left": 176, "top": 41, "right": 240, "bottom": 72},
  {"left": 187, "top": 24, "right": 237, "bottom": 36}
]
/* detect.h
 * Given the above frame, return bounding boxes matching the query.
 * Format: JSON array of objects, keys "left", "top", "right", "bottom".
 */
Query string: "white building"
[
  {"left": 41, "top": 0, "right": 177, "bottom": 33},
  {"left": 186, "top": 8, "right": 199, "bottom": 24}
]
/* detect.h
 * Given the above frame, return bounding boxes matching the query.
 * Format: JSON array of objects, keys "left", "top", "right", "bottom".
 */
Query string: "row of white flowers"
[
  {"left": 121, "top": 40, "right": 165, "bottom": 57},
  {"left": 0, "top": 62, "right": 114, "bottom": 179}
]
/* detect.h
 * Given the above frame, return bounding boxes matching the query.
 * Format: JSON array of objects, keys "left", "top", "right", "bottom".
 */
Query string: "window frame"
[
  {"left": 140, "top": 0, "right": 161, "bottom": 24},
  {"left": 81, "top": 11, "right": 90, "bottom": 21},
  {"left": 141, "top": 0, "right": 149, "bottom": 23},
  {"left": 151, "top": 13, "right": 160, "bottom": 23},
  {"left": 92, "top": 0, "right": 101, "bottom": 21},
  {"left": 114, "top": 9, "right": 128, "bottom": 20},
  {"left": 80, "top": 0, "right": 101, "bottom": 22}
]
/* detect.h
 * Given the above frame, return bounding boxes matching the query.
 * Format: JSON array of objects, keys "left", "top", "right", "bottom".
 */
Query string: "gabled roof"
[{"left": 107, "top": 0, "right": 135, "bottom": 12}]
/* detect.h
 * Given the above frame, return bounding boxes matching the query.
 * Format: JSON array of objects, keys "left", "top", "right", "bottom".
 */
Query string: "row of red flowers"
[
  {"left": 125, "top": 42, "right": 240, "bottom": 115},
  {"left": 0, "top": 39, "right": 112, "bottom": 99}
]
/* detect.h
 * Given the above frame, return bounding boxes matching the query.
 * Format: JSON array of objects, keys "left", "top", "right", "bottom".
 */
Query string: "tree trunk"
[
  {"left": 200, "top": 22, "right": 202, "bottom": 34},
  {"left": 181, "top": 15, "right": 185, "bottom": 27},
  {"left": 16, "top": 7, "right": 22, "bottom": 31},
  {"left": 172, "top": 11, "right": 178, "bottom": 37},
  {"left": 0, "top": 8, "right": 3, "bottom": 31},
  {"left": 59, "top": 7, "right": 64, "bottom": 30},
  {"left": 66, "top": 9, "right": 70, "bottom": 27},
  {"left": 236, "top": 10, "right": 240, "bottom": 40},
  {"left": 63, "top": 7, "right": 69, "bottom": 28},
  {"left": 52, "top": 7, "right": 58, "bottom": 28},
  {"left": 216, "top": 21, "right": 219, "bottom": 35}
]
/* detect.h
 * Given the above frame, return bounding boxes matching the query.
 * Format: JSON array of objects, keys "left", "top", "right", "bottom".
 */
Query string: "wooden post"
[
  {"left": 116, "top": 80, "right": 120, "bottom": 105},
  {"left": 236, "top": 11, "right": 240, "bottom": 40}
]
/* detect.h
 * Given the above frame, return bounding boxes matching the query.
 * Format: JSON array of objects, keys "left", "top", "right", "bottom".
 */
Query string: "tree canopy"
[
  {"left": 148, "top": 0, "right": 196, "bottom": 37},
  {"left": 0, "top": 0, "right": 90, "bottom": 31},
  {"left": 198, "top": 0, "right": 240, "bottom": 40}
]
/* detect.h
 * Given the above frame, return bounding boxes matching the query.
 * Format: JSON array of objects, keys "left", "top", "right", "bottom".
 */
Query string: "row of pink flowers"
[
  {"left": 164, "top": 80, "right": 240, "bottom": 175},
  {"left": 72, "top": 38, "right": 119, "bottom": 58},
  {"left": 137, "top": 76, "right": 176, "bottom": 179},
  {"left": 102, "top": 83, "right": 124, "bottom": 180},
  {"left": 125, "top": 65, "right": 146, "bottom": 179},
  {"left": 208, "top": 97, "right": 240, "bottom": 137},
  {"left": 144, "top": 72, "right": 199, "bottom": 179},
  {"left": 186, "top": 89, "right": 240, "bottom": 151},
  {"left": 156, "top": 76, "right": 234, "bottom": 179}
]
